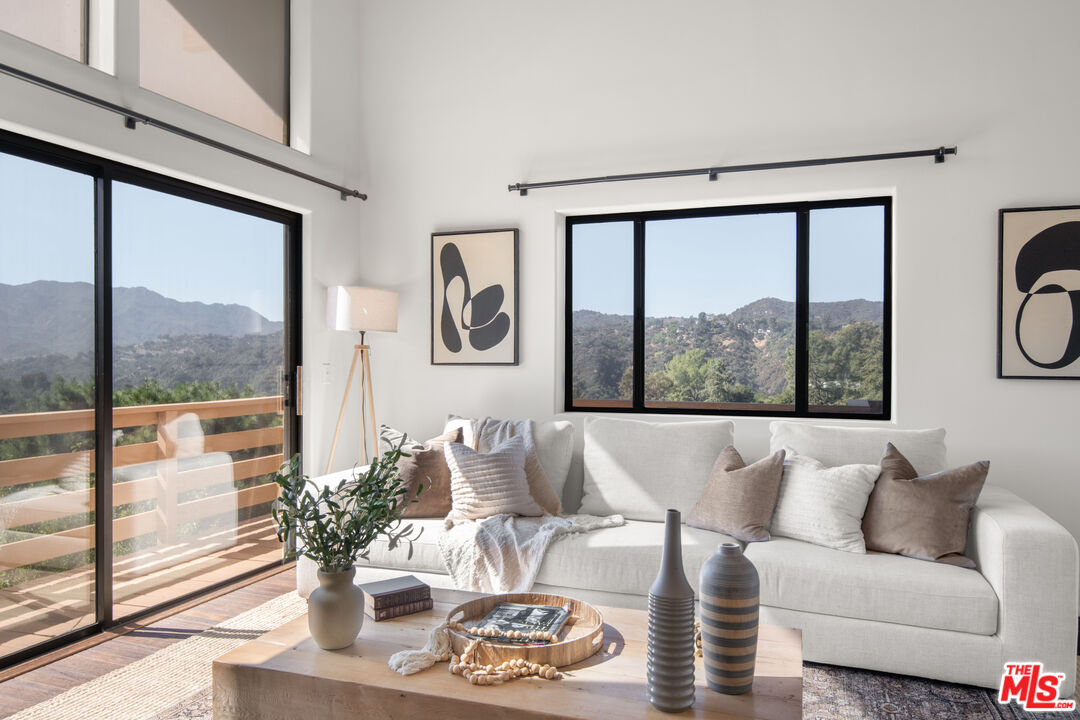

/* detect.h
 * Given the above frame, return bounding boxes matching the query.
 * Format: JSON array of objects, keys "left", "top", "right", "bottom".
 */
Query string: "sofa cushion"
[
  {"left": 353, "top": 517, "right": 449, "bottom": 575},
  {"left": 770, "top": 450, "right": 879, "bottom": 553},
  {"left": 579, "top": 417, "right": 735, "bottom": 521},
  {"left": 377, "top": 425, "right": 462, "bottom": 518},
  {"left": 446, "top": 414, "right": 574, "bottom": 504},
  {"left": 743, "top": 536, "right": 998, "bottom": 635},
  {"left": 769, "top": 421, "right": 947, "bottom": 473},
  {"left": 686, "top": 446, "right": 785, "bottom": 542},
  {"left": 863, "top": 443, "right": 989, "bottom": 568},
  {"left": 535, "top": 520, "right": 739, "bottom": 597},
  {"left": 445, "top": 436, "right": 543, "bottom": 522}
]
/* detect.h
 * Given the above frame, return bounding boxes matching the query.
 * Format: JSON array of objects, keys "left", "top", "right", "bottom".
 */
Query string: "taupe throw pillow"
[
  {"left": 378, "top": 425, "right": 462, "bottom": 518},
  {"left": 686, "top": 446, "right": 785, "bottom": 542},
  {"left": 862, "top": 443, "right": 989, "bottom": 568}
]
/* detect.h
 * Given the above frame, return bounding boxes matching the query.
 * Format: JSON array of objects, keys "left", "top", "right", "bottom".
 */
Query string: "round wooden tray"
[{"left": 445, "top": 592, "right": 604, "bottom": 668}]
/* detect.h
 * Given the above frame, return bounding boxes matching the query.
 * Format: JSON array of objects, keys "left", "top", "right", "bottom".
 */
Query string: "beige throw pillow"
[
  {"left": 862, "top": 443, "right": 989, "bottom": 568},
  {"left": 378, "top": 425, "right": 462, "bottom": 518},
  {"left": 444, "top": 435, "right": 544, "bottom": 523},
  {"left": 686, "top": 446, "right": 785, "bottom": 543}
]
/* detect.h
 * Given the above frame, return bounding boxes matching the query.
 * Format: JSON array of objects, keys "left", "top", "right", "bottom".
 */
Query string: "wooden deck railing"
[{"left": 0, "top": 396, "right": 285, "bottom": 577}]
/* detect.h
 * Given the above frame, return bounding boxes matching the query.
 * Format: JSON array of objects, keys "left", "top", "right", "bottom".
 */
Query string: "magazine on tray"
[{"left": 466, "top": 602, "right": 570, "bottom": 644}]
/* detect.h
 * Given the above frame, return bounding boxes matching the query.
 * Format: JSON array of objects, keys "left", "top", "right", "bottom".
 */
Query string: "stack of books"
[{"left": 359, "top": 574, "right": 432, "bottom": 622}]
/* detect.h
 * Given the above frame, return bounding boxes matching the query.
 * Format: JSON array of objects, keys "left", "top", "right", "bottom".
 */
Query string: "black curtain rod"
[
  {"left": 508, "top": 146, "right": 956, "bottom": 196},
  {"left": 0, "top": 61, "right": 367, "bottom": 201}
]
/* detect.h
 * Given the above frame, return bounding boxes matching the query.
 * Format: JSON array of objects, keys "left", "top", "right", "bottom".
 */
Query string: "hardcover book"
[
  {"left": 466, "top": 602, "right": 571, "bottom": 644},
  {"left": 366, "top": 597, "right": 434, "bottom": 622},
  {"left": 358, "top": 575, "right": 431, "bottom": 610}
]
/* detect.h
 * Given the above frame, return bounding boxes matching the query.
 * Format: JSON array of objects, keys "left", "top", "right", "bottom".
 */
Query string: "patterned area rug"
[{"left": 803, "top": 660, "right": 1080, "bottom": 720}]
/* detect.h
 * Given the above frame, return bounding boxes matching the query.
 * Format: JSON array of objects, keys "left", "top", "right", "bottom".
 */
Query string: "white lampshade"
[{"left": 327, "top": 286, "right": 399, "bottom": 333}]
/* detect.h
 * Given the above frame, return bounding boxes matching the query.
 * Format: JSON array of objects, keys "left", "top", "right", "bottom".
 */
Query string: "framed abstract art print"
[
  {"left": 998, "top": 205, "right": 1080, "bottom": 379},
  {"left": 431, "top": 228, "right": 519, "bottom": 365}
]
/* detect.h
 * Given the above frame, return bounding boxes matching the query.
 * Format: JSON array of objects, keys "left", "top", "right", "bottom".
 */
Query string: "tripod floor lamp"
[{"left": 326, "top": 285, "right": 399, "bottom": 473}]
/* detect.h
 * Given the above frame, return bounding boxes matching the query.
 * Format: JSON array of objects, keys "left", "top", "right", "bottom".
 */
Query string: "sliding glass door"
[
  {"left": 109, "top": 182, "right": 289, "bottom": 617},
  {"left": 0, "top": 132, "right": 301, "bottom": 667},
  {"left": 0, "top": 150, "right": 97, "bottom": 659}
]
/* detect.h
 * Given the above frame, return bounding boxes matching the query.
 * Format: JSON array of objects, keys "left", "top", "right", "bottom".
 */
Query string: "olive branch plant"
[{"left": 271, "top": 443, "right": 422, "bottom": 573}]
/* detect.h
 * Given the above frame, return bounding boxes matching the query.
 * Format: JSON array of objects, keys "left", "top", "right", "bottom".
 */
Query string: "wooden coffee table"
[{"left": 213, "top": 589, "right": 802, "bottom": 719}]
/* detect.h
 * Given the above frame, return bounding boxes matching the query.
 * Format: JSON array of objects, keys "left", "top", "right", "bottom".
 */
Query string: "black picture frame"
[
  {"left": 998, "top": 204, "right": 1080, "bottom": 380},
  {"left": 431, "top": 228, "right": 519, "bottom": 366}
]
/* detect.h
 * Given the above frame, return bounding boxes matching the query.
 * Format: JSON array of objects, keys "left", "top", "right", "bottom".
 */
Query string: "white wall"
[
  {"left": 0, "top": 0, "right": 368, "bottom": 472},
  {"left": 351, "top": 0, "right": 1080, "bottom": 550}
]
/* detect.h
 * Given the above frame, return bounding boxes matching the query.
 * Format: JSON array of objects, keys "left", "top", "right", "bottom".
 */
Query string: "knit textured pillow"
[
  {"left": 769, "top": 449, "right": 879, "bottom": 553},
  {"left": 444, "top": 435, "right": 543, "bottom": 524}
]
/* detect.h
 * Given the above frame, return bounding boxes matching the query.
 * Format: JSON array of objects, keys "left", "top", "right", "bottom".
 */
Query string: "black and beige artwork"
[
  {"left": 431, "top": 229, "right": 518, "bottom": 365},
  {"left": 999, "top": 206, "right": 1080, "bottom": 378}
]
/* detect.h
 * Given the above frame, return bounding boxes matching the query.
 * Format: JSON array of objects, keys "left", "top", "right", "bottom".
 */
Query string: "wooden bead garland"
[{"left": 444, "top": 634, "right": 561, "bottom": 686}]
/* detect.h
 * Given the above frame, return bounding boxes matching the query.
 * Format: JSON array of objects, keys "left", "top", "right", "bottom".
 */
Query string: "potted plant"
[{"left": 271, "top": 445, "right": 419, "bottom": 649}]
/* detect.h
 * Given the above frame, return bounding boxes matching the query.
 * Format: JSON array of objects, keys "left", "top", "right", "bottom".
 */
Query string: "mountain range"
[{"left": 0, "top": 281, "right": 282, "bottom": 362}]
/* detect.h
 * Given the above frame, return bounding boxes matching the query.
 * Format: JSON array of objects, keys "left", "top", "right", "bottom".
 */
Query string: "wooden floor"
[
  {"left": 0, "top": 564, "right": 297, "bottom": 717},
  {"left": 0, "top": 515, "right": 282, "bottom": 660}
]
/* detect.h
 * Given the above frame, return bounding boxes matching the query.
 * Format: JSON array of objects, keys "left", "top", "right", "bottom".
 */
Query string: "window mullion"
[
  {"left": 632, "top": 218, "right": 646, "bottom": 410},
  {"left": 93, "top": 170, "right": 114, "bottom": 627},
  {"left": 795, "top": 208, "right": 810, "bottom": 415}
]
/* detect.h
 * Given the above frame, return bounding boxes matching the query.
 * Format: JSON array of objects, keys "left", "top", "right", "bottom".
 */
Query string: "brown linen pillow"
[
  {"left": 862, "top": 442, "right": 989, "bottom": 568},
  {"left": 686, "top": 446, "right": 785, "bottom": 543},
  {"left": 382, "top": 426, "right": 462, "bottom": 518}
]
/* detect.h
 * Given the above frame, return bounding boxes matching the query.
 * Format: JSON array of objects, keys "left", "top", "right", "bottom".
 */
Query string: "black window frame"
[
  {"left": 0, "top": 128, "right": 302, "bottom": 670},
  {"left": 564, "top": 196, "right": 892, "bottom": 420}
]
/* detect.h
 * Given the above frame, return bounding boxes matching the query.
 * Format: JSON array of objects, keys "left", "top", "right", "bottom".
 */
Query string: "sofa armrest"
[{"left": 969, "top": 485, "right": 1078, "bottom": 696}]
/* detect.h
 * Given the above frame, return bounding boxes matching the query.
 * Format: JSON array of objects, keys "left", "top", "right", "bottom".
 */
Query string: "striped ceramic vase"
[
  {"left": 646, "top": 509, "right": 696, "bottom": 713},
  {"left": 699, "top": 542, "right": 759, "bottom": 694}
]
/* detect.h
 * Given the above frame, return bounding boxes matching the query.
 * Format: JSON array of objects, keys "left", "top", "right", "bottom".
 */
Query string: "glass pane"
[
  {"left": 111, "top": 182, "right": 284, "bottom": 618},
  {"left": 0, "top": 151, "right": 96, "bottom": 659},
  {"left": 0, "top": 0, "right": 86, "bottom": 62},
  {"left": 808, "top": 205, "right": 886, "bottom": 414},
  {"left": 644, "top": 213, "right": 797, "bottom": 410},
  {"left": 569, "top": 222, "right": 634, "bottom": 408},
  {"left": 139, "top": 0, "right": 288, "bottom": 143}
]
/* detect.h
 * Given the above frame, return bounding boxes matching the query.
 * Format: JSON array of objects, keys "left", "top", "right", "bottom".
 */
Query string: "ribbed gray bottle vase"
[
  {"left": 646, "top": 508, "right": 696, "bottom": 713},
  {"left": 699, "top": 542, "right": 759, "bottom": 694}
]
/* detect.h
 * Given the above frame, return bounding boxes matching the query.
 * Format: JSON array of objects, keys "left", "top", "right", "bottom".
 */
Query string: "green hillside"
[{"left": 572, "top": 297, "right": 883, "bottom": 406}]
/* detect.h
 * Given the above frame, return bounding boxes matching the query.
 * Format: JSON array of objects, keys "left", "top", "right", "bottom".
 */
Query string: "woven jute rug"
[{"left": 4, "top": 592, "right": 307, "bottom": 720}]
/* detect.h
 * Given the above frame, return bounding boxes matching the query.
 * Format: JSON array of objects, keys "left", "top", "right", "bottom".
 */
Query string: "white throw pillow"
[
  {"left": 444, "top": 435, "right": 543, "bottom": 523},
  {"left": 579, "top": 416, "right": 735, "bottom": 522},
  {"left": 445, "top": 414, "right": 575, "bottom": 503},
  {"left": 769, "top": 449, "right": 879, "bottom": 553},
  {"left": 769, "top": 421, "right": 947, "bottom": 474}
]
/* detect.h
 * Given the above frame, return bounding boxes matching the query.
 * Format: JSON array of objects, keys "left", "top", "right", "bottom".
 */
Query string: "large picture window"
[{"left": 566, "top": 198, "right": 891, "bottom": 419}]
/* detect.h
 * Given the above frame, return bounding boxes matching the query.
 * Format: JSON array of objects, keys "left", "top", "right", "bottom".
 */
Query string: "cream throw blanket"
[
  {"left": 438, "top": 512, "right": 625, "bottom": 593},
  {"left": 439, "top": 417, "right": 625, "bottom": 592}
]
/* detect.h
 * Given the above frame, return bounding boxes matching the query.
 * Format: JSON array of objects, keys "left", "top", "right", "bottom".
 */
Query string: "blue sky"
[
  {"left": 0, "top": 153, "right": 285, "bottom": 322},
  {"left": 572, "top": 206, "right": 884, "bottom": 316}
]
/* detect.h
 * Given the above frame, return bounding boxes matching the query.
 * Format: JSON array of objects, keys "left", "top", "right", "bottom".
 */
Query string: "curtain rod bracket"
[
  {"left": 124, "top": 116, "right": 137, "bottom": 130},
  {"left": 708, "top": 170, "right": 719, "bottom": 181}
]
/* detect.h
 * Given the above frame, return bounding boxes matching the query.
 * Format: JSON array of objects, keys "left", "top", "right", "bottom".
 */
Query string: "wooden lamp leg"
[
  {"left": 326, "top": 344, "right": 362, "bottom": 475},
  {"left": 360, "top": 344, "right": 378, "bottom": 466}
]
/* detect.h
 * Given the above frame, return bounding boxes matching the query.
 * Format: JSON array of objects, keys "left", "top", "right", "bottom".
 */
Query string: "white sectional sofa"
[{"left": 297, "top": 418, "right": 1078, "bottom": 696}]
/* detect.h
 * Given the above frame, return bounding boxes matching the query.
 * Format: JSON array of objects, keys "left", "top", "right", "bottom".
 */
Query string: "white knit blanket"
[{"left": 438, "top": 513, "right": 625, "bottom": 593}]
